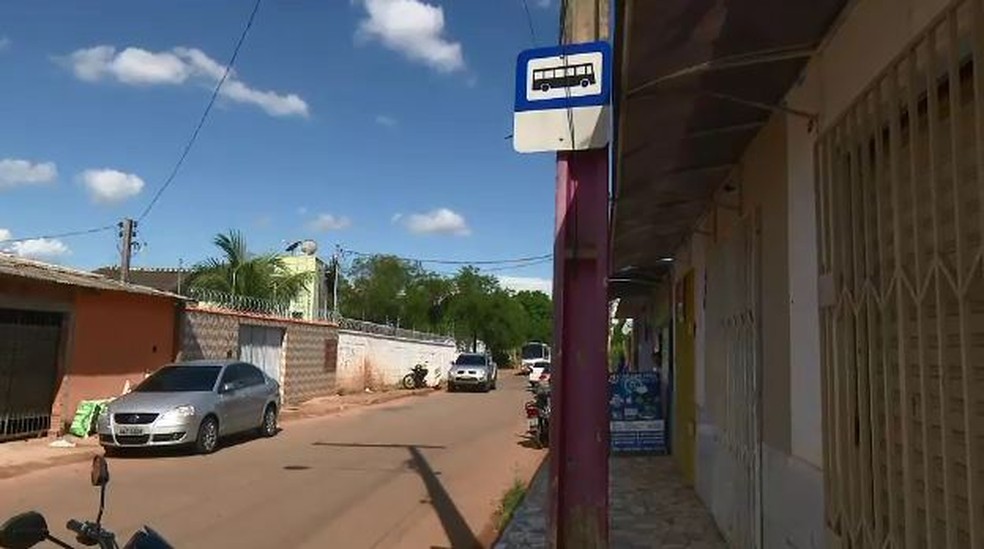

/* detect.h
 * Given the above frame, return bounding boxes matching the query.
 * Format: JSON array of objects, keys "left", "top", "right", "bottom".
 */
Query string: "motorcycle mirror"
[
  {"left": 0, "top": 512, "right": 49, "bottom": 549},
  {"left": 90, "top": 455, "right": 110, "bottom": 487}
]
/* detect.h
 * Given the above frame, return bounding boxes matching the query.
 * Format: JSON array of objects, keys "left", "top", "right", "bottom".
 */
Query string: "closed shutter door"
[
  {"left": 238, "top": 325, "right": 284, "bottom": 384},
  {"left": 706, "top": 215, "right": 762, "bottom": 548},
  {"left": 0, "top": 309, "right": 63, "bottom": 441},
  {"left": 816, "top": 3, "right": 984, "bottom": 546}
]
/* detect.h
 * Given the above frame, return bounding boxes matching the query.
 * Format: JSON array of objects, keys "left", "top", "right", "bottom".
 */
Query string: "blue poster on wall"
[{"left": 609, "top": 371, "right": 666, "bottom": 453}]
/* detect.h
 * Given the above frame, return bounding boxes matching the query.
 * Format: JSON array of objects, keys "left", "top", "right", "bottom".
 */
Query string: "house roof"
[
  {"left": 610, "top": 0, "right": 848, "bottom": 285},
  {"left": 0, "top": 254, "right": 187, "bottom": 300},
  {"left": 93, "top": 266, "right": 188, "bottom": 293}
]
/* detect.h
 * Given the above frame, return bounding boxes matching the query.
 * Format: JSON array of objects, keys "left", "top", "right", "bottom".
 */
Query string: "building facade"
[
  {"left": 0, "top": 255, "right": 183, "bottom": 441},
  {"left": 611, "top": 0, "right": 984, "bottom": 546}
]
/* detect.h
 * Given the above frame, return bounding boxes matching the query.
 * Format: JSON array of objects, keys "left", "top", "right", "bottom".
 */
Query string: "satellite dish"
[{"left": 300, "top": 240, "right": 318, "bottom": 255}]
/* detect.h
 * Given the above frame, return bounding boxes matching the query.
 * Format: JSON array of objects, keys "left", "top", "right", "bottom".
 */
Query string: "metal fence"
[
  {"left": 334, "top": 316, "right": 454, "bottom": 345},
  {"left": 184, "top": 288, "right": 453, "bottom": 345}
]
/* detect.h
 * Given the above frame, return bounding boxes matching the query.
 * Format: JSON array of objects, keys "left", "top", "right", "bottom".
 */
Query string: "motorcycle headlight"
[{"left": 160, "top": 405, "right": 196, "bottom": 422}]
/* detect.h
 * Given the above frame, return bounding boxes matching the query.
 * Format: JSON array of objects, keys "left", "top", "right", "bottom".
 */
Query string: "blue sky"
[{"left": 0, "top": 0, "right": 558, "bottom": 292}]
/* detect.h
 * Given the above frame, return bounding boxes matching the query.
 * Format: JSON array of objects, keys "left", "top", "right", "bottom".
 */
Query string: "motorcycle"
[
  {"left": 0, "top": 455, "right": 173, "bottom": 549},
  {"left": 401, "top": 362, "right": 429, "bottom": 389},
  {"left": 525, "top": 383, "right": 550, "bottom": 449}
]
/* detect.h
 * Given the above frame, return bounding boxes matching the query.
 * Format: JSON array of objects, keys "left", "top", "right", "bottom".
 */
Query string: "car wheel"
[
  {"left": 259, "top": 404, "right": 278, "bottom": 438},
  {"left": 482, "top": 382, "right": 490, "bottom": 393},
  {"left": 195, "top": 416, "right": 219, "bottom": 455},
  {"left": 447, "top": 383, "right": 456, "bottom": 393}
]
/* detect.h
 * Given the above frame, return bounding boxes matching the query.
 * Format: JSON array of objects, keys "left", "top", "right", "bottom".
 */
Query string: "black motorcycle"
[
  {"left": 525, "top": 384, "right": 551, "bottom": 448},
  {"left": 401, "top": 363, "right": 429, "bottom": 389},
  {"left": 0, "top": 456, "right": 172, "bottom": 549}
]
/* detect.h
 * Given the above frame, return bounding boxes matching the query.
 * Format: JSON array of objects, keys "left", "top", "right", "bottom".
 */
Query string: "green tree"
[
  {"left": 187, "top": 230, "right": 311, "bottom": 303},
  {"left": 514, "top": 290, "right": 552, "bottom": 343},
  {"left": 481, "top": 289, "right": 530, "bottom": 365},
  {"left": 339, "top": 255, "right": 420, "bottom": 324},
  {"left": 446, "top": 267, "right": 499, "bottom": 351}
]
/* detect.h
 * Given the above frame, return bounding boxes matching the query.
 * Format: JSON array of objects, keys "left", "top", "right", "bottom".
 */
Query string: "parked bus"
[
  {"left": 520, "top": 342, "right": 551, "bottom": 373},
  {"left": 531, "top": 62, "right": 596, "bottom": 92}
]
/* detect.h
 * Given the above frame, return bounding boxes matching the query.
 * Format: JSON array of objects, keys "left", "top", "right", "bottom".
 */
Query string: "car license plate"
[{"left": 116, "top": 426, "right": 145, "bottom": 436}]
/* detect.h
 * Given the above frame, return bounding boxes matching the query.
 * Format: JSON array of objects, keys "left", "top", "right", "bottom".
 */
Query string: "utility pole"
[
  {"left": 550, "top": 0, "right": 610, "bottom": 547},
  {"left": 118, "top": 218, "right": 136, "bottom": 283},
  {"left": 332, "top": 244, "right": 341, "bottom": 320}
]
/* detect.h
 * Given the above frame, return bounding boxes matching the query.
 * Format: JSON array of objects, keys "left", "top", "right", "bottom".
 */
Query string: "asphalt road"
[{"left": 0, "top": 375, "right": 543, "bottom": 549}]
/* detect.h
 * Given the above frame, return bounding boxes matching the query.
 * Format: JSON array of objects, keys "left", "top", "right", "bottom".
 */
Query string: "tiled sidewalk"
[{"left": 496, "top": 456, "right": 726, "bottom": 548}]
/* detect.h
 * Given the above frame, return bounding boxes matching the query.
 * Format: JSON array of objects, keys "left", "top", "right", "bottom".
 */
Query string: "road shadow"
[
  {"left": 311, "top": 441, "right": 479, "bottom": 548},
  {"left": 407, "top": 445, "right": 481, "bottom": 549}
]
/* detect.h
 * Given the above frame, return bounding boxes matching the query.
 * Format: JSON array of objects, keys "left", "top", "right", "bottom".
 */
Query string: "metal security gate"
[
  {"left": 238, "top": 324, "right": 285, "bottom": 384},
  {"left": 816, "top": 1, "right": 984, "bottom": 546},
  {"left": 705, "top": 215, "right": 762, "bottom": 548},
  {"left": 0, "top": 308, "right": 63, "bottom": 441}
]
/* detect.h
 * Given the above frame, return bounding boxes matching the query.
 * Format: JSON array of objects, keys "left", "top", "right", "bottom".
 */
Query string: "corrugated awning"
[{"left": 610, "top": 0, "right": 848, "bottom": 281}]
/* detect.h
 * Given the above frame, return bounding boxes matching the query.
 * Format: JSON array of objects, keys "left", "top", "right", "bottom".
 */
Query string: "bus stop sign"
[{"left": 513, "top": 41, "right": 612, "bottom": 154}]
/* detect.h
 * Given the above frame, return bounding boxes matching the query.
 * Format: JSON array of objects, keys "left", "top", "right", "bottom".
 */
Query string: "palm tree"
[{"left": 187, "top": 230, "right": 311, "bottom": 305}]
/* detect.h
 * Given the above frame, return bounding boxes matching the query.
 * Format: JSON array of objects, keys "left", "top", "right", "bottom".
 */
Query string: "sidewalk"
[
  {"left": 495, "top": 455, "right": 726, "bottom": 548},
  {"left": 0, "top": 387, "right": 436, "bottom": 480}
]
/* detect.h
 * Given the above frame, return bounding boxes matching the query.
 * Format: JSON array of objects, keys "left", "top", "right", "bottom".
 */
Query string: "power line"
[
  {"left": 341, "top": 248, "right": 552, "bottom": 266},
  {"left": 479, "top": 258, "right": 552, "bottom": 273},
  {"left": 136, "top": 0, "right": 263, "bottom": 223},
  {"left": 520, "top": 0, "right": 539, "bottom": 46},
  {"left": 0, "top": 224, "right": 116, "bottom": 245},
  {"left": 1, "top": 0, "right": 263, "bottom": 246}
]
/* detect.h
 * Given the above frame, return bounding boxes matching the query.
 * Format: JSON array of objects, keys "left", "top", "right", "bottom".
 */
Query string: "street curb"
[
  {"left": 279, "top": 387, "right": 437, "bottom": 423},
  {"left": 0, "top": 388, "right": 441, "bottom": 481},
  {"left": 489, "top": 453, "right": 550, "bottom": 548}
]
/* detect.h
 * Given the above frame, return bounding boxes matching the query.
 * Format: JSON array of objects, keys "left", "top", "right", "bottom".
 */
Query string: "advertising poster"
[{"left": 609, "top": 371, "right": 666, "bottom": 454}]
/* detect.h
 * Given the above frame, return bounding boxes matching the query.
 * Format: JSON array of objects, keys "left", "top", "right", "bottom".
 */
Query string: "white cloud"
[
  {"left": 0, "top": 158, "right": 58, "bottom": 189},
  {"left": 0, "top": 37, "right": 10, "bottom": 52},
  {"left": 0, "top": 232, "right": 70, "bottom": 261},
  {"left": 498, "top": 275, "right": 552, "bottom": 295},
  {"left": 308, "top": 213, "right": 352, "bottom": 232},
  {"left": 61, "top": 46, "right": 309, "bottom": 118},
  {"left": 356, "top": 0, "right": 466, "bottom": 73},
  {"left": 375, "top": 114, "right": 397, "bottom": 127},
  {"left": 402, "top": 208, "right": 470, "bottom": 236},
  {"left": 81, "top": 168, "right": 145, "bottom": 204}
]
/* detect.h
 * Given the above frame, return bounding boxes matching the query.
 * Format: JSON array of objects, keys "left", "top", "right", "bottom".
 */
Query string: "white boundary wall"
[{"left": 335, "top": 330, "right": 457, "bottom": 391}]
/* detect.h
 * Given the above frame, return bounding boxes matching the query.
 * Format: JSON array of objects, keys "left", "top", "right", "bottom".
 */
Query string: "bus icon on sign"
[{"left": 531, "top": 62, "right": 596, "bottom": 92}]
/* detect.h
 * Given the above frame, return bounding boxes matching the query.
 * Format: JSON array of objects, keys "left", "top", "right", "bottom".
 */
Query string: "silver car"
[
  {"left": 447, "top": 353, "right": 498, "bottom": 392},
  {"left": 97, "top": 360, "right": 280, "bottom": 455}
]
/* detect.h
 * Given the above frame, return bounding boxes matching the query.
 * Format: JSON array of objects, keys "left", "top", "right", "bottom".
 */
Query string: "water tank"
[{"left": 300, "top": 240, "right": 318, "bottom": 256}]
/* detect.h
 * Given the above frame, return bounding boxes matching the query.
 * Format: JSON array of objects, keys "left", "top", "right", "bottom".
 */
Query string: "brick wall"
[
  {"left": 282, "top": 322, "right": 336, "bottom": 405},
  {"left": 180, "top": 307, "right": 337, "bottom": 405}
]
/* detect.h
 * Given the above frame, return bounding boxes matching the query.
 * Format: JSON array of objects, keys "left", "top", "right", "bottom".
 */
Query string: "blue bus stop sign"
[{"left": 513, "top": 41, "right": 612, "bottom": 153}]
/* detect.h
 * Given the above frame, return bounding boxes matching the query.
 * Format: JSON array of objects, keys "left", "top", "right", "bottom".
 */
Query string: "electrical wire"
[
  {"left": 136, "top": 0, "right": 263, "bottom": 223},
  {"left": 557, "top": 0, "right": 576, "bottom": 149},
  {"left": 478, "top": 258, "right": 552, "bottom": 273},
  {"left": 341, "top": 248, "right": 552, "bottom": 266},
  {"left": 1, "top": 0, "right": 263, "bottom": 246},
  {"left": 520, "top": 0, "right": 539, "bottom": 46},
  {"left": 0, "top": 224, "right": 116, "bottom": 245}
]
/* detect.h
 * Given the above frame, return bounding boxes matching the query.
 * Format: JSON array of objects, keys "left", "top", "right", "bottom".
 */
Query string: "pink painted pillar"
[{"left": 550, "top": 147, "right": 610, "bottom": 547}]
